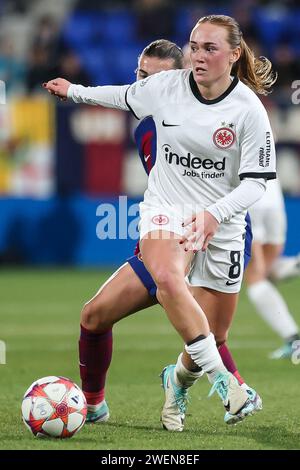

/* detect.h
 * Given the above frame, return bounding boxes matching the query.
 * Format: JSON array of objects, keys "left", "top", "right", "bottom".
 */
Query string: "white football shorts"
[
  {"left": 188, "top": 244, "right": 245, "bottom": 294},
  {"left": 249, "top": 206, "right": 287, "bottom": 245},
  {"left": 139, "top": 204, "right": 186, "bottom": 241},
  {"left": 139, "top": 203, "right": 244, "bottom": 294}
]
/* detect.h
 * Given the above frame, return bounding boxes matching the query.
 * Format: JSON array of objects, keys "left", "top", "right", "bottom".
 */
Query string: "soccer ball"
[{"left": 21, "top": 376, "right": 87, "bottom": 438}]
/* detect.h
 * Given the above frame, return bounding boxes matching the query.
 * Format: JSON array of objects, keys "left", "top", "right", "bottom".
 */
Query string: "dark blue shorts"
[
  {"left": 244, "top": 212, "right": 253, "bottom": 270},
  {"left": 127, "top": 255, "right": 157, "bottom": 297},
  {"left": 127, "top": 214, "right": 253, "bottom": 297}
]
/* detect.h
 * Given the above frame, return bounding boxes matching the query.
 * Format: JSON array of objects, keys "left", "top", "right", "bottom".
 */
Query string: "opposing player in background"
[
  {"left": 44, "top": 13, "right": 275, "bottom": 430},
  {"left": 245, "top": 178, "right": 300, "bottom": 359}
]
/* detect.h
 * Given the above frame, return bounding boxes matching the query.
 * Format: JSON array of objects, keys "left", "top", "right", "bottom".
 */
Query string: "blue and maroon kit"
[
  {"left": 127, "top": 117, "right": 252, "bottom": 297},
  {"left": 133, "top": 115, "right": 157, "bottom": 175}
]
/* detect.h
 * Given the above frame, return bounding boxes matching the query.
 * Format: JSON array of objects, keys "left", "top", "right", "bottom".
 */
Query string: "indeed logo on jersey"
[{"left": 163, "top": 144, "right": 226, "bottom": 178}]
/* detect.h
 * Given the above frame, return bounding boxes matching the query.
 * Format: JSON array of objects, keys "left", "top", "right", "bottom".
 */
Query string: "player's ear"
[{"left": 230, "top": 47, "right": 241, "bottom": 64}]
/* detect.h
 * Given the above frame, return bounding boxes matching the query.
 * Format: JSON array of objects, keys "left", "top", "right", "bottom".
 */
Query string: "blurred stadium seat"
[
  {"left": 63, "top": 13, "right": 105, "bottom": 48},
  {"left": 106, "top": 44, "right": 142, "bottom": 84},
  {"left": 100, "top": 10, "right": 136, "bottom": 46},
  {"left": 76, "top": 46, "right": 114, "bottom": 85},
  {"left": 63, "top": 11, "right": 138, "bottom": 85},
  {"left": 254, "top": 7, "right": 290, "bottom": 52}
]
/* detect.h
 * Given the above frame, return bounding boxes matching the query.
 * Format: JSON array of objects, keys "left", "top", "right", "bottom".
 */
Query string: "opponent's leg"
[{"left": 79, "top": 261, "right": 157, "bottom": 422}]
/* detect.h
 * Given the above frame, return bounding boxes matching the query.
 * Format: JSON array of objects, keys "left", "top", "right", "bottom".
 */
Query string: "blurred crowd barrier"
[
  {"left": 0, "top": 99, "right": 300, "bottom": 198},
  {"left": 0, "top": 194, "right": 298, "bottom": 266},
  {"left": 0, "top": 97, "right": 54, "bottom": 197},
  {"left": 0, "top": 99, "right": 299, "bottom": 266},
  {"left": 0, "top": 99, "right": 145, "bottom": 198},
  {"left": 0, "top": 195, "right": 139, "bottom": 265}
]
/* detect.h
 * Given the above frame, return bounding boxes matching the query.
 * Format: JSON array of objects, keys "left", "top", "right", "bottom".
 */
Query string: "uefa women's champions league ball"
[{"left": 21, "top": 376, "right": 87, "bottom": 438}]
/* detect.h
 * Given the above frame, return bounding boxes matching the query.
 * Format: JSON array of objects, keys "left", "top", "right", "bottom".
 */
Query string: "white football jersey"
[
  {"left": 69, "top": 69, "right": 276, "bottom": 249},
  {"left": 126, "top": 69, "right": 276, "bottom": 249}
]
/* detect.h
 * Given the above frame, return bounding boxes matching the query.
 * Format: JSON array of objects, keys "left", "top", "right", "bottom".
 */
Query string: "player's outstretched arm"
[
  {"left": 43, "top": 77, "right": 132, "bottom": 111},
  {"left": 43, "top": 78, "right": 71, "bottom": 99}
]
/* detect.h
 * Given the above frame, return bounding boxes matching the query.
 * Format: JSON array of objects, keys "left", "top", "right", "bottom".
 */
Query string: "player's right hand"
[
  {"left": 180, "top": 210, "right": 219, "bottom": 252},
  {"left": 42, "top": 78, "right": 71, "bottom": 100}
]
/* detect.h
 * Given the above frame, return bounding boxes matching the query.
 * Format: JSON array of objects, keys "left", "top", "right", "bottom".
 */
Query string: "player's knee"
[
  {"left": 153, "top": 268, "right": 182, "bottom": 298},
  {"left": 80, "top": 302, "right": 98, "bottom": 331},
  {"left": 81, "top": 299, "right": 111, "bottom": 332}
]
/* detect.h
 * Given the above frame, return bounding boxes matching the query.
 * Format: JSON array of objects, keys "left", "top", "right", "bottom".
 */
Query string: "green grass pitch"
[{"left": 0, "top": 268, "right": 299, "bottom": 450}]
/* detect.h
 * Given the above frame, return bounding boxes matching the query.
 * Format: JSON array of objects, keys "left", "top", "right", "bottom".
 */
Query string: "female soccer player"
[
  {"left": 246, "top": 178, "right": 300, "bottom": 359},
  {"left": 44, "top": 14, "right": 276, "bottom": 430},
  {"left": 45, "top": 39, "right": 257, "bottom": 430}
]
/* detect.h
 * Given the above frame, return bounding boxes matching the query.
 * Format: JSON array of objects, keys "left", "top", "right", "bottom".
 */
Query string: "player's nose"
[{"left": 194, "top": 51, "right": 205, "bottom": 62}]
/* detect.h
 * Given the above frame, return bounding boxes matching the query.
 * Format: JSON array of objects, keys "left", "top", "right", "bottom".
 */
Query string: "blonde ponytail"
[{"left": 235, "top": 38, "right": 277, "bottom": 95}]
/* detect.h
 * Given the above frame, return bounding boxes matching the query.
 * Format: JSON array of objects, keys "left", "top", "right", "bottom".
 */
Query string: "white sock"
[
  {"left": 247, "top": 280, "right": 299, "bottom": 339},
  {"left": 174, "top": 353, "right": 204, "bottom": 388},
  {"left": 241, "top": 383, "right": 250, "bottom": 391},
  {"left": 270, "top": 255, "right": 300, "bottom": 281},
  {"left": 185, "top": 333, "right": 227, "bottom": 384}
]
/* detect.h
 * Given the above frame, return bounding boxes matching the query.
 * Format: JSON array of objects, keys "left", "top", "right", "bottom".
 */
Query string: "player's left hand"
[{"left": 180, "top": 210, "right": 219, "bottom": 252}]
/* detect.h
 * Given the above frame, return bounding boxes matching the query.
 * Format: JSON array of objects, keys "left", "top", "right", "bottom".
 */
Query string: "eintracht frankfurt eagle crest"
[{"left": 213, "top": 123, "right": 235, "bottom": 149}]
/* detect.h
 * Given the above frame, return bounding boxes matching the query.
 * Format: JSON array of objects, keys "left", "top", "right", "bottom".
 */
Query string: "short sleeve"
[{"left": 238, "top": 104, "right": 276, "bottom": 180}]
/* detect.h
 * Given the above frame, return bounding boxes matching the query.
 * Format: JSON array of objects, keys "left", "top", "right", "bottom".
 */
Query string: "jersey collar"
[{"left": 189, "top": 72, "right": 239, "bottom": 105}]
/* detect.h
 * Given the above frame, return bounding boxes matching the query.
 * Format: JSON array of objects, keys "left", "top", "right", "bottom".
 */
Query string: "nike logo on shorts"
[
  {"left": 162, "top": 120, "right": 180, "bottom": 127},
  {"left": 226, "top": 280, "right": 240, "bottom": 286}
]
